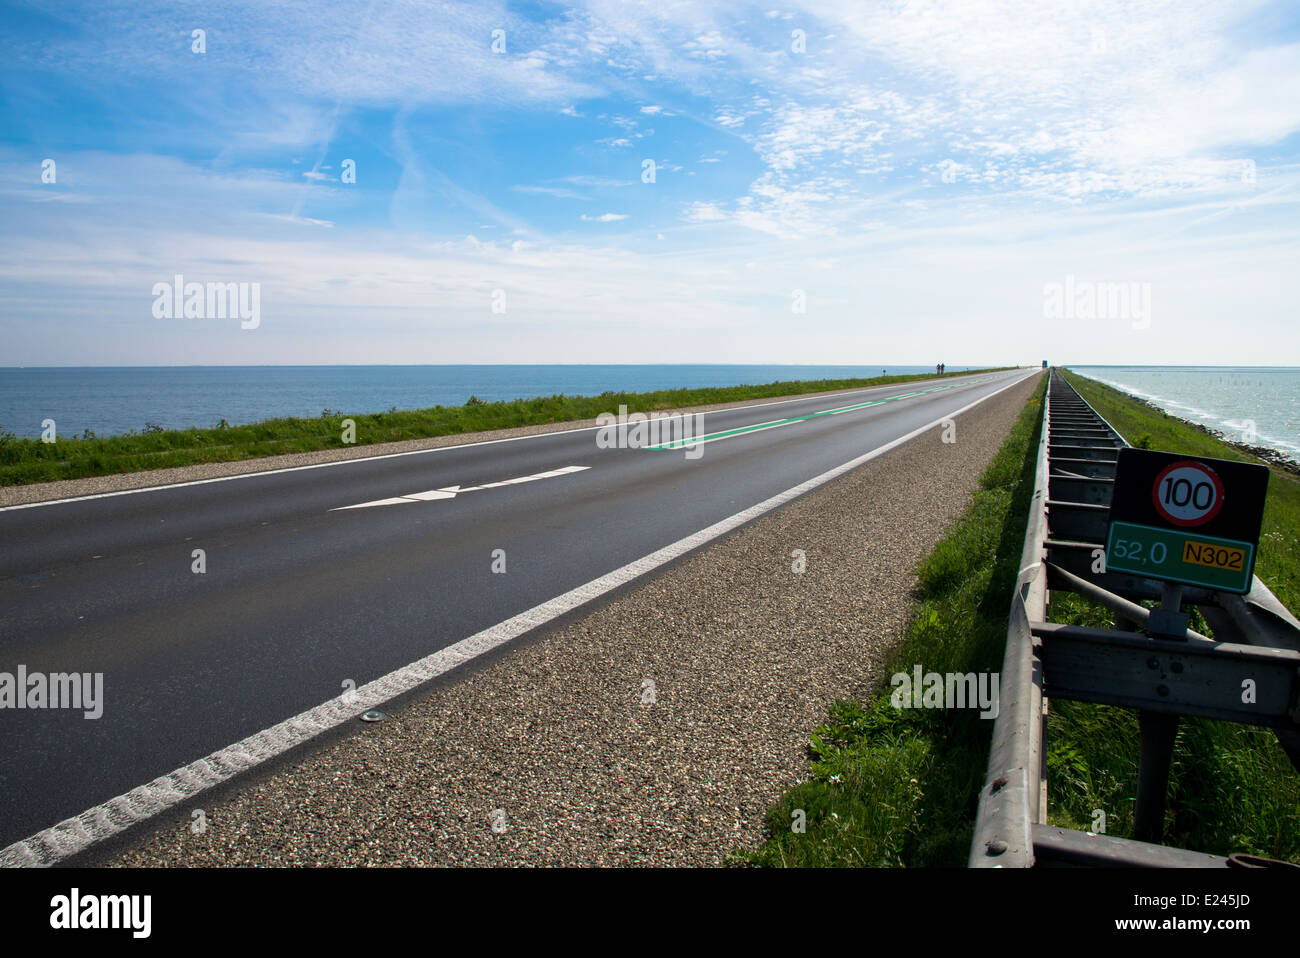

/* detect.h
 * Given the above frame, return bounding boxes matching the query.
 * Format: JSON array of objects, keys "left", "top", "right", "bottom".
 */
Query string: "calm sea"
[
  {"left": 1069, "top": 366, "right": 1300, "bottom": 460},
  {"left": 0, "top": 365, "right": 972, "bottom": 440}
]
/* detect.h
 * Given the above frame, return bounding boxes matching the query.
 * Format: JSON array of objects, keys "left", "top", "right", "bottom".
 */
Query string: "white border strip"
[
  {"left": 0, "top": 372, "right": 1008, "bottom": 513},
  {"left": 0, "top": 371, "right": 1033, "bottom": 867}
]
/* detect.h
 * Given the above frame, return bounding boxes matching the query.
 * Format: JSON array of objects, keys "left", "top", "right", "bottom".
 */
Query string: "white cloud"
[
  {"left": 11, "top": 0, "right": 602, "bottom": 119},
  {"left": 683, "top": 202, "right": 728, "bottom": 222},
  {"left": 2, "top": 141, "right": 1298, "bottom": 366},
  {"left": 563, "top": 0, "right": 1300, "bottom": 238}
]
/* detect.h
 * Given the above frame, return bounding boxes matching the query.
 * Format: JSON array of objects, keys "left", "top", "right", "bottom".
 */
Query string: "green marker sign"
[{"left": 1106, "top": 521, "right": 1254, "bottom": 592}]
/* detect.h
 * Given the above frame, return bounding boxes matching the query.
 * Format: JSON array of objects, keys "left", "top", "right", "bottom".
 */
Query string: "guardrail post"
[
  {"left": 1134, "top": 712, "right": 1178, "bottom": 843},
  {"left": 1133, "top": 581, "right": 1186, "bottom": 842}
]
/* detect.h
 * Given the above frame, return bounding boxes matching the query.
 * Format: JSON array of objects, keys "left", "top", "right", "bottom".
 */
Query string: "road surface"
[{"left": 0, "top": 369, "right": 1035, "bottom": 851}]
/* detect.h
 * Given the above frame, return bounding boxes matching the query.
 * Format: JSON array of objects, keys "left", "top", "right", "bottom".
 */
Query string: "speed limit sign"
[
  {"left": 1106, "top": 448, "right": 1268, "bottom": 593},
  {"left": 1151, "top": 460, "right": 1225, "bottom": 527}
]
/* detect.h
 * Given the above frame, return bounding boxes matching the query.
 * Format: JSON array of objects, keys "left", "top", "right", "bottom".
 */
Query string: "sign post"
[{"left": 1105, "top": 449, "right": 1269, "bottom": 595}]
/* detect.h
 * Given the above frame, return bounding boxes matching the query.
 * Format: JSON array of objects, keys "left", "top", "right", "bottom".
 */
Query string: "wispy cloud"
[
  {"left": 513, "top": 184, "right": 588, "bottom": 200},
  {"left": 2, "top": 0, "right": 1298, "bottom": 365}
]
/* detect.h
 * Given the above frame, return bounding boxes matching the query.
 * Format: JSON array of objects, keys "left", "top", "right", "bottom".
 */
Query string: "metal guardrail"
[{"left": 970, "top": 369, "right": 1300, "bottom": 868}]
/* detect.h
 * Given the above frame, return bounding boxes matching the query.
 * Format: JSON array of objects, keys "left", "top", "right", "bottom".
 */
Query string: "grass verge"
[
  {"left": 0, "top": 368, "right": 1010, "bottom": 487},
  {"left": 736, "top": 375, "right": 1046, "bottom": 867}
]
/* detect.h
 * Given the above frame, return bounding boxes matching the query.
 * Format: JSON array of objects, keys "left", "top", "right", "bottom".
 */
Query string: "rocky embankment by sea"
[{"left": 1122, "top": 392, "right": 1300, "bottom": 478}]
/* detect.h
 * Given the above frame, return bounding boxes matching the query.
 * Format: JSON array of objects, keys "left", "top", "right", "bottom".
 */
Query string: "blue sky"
[{"left": 2, "top": 0, "right": 1299, "bottom": 365}]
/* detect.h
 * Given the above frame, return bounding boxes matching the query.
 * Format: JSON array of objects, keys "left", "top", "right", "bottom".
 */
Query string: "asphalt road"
[{"left": 0, "top": 368, "right": 1035, "bottom": 849}]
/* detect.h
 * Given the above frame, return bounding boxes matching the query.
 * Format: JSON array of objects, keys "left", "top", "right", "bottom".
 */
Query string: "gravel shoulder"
[
  {"left": 1, "top": 376, "right": 986, "bottom": 507},
  {"left": 104, "top": 373, "right": 1041, "bottom": 866}
]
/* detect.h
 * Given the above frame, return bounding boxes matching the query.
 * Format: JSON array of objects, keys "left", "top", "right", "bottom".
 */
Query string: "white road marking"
[
  {"left": 402, "top": 489, "right": 459, "bottom": 502},
  {"left": 0, "top": 371, "right": 1035, "bottom": 867},
  {"left": 332, "top": 465, "right": 590, "bottom": 510},
  {"left": 0, "top": 372, "right": 1011, "bottom": 513}
]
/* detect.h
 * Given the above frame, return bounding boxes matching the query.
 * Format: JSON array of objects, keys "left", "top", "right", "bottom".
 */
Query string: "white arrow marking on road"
[{"left": 331, "top": 465, "right": 591, "bottom": 510}]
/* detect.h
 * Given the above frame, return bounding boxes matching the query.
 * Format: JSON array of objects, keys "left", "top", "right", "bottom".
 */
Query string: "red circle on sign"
[{"left": 1152, "top": 460, "right": 1225, "bottom": 527}]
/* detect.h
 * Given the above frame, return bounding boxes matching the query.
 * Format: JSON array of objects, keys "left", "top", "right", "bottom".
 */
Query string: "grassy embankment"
[
  {"left": 739, "top": 369, "right": 1298, "bottom": 867},
  {"left": 0, "top": 368, "right": 1010, "bottom": 488}
]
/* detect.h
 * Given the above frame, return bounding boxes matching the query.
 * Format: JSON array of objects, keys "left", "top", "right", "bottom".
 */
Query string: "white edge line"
[
  {"left": 0, "top": 370, "right": 1035, "bottom": 867},
  {"left": 0, "top": 372, "right": 1014, "bottom": 513}
]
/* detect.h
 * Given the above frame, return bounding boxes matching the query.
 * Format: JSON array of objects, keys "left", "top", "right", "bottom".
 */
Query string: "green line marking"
[{"left": 644, "top": 377, "right": 990, "bottom": 450}]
